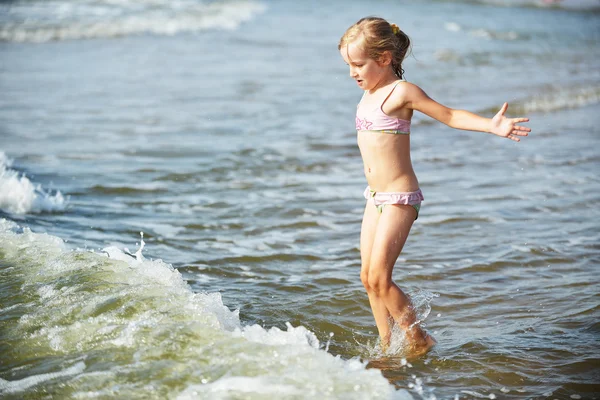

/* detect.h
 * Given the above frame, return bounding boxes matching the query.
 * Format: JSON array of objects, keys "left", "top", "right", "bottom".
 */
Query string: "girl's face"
[{"left": 340, "top": 39, "right": 390, "bottom": 91}]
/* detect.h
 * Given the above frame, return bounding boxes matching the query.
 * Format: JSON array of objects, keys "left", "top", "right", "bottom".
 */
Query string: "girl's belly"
[
  {"left": 363, "top": 162, "right": 419, "bottom": 192},
  {"left": 358, "top": 131, "right": 419, "bottom": 192}
]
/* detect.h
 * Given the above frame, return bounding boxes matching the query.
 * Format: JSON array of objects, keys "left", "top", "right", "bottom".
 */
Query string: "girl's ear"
[{"left": 378, "top": 51, "right": 392, "bottom": 66}]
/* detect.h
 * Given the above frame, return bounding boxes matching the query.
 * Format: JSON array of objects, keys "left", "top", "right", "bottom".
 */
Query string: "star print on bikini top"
[
  {"left": 355, "top": 105, "right": 411, "bottom": 133},
  {"left": 355, "top": 116, "right": 373, "bottom": 130}
]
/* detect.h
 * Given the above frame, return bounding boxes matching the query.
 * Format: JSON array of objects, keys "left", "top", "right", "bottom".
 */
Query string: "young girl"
[{"left": 339, "top": 17, "right": 530, "bottom": 356}]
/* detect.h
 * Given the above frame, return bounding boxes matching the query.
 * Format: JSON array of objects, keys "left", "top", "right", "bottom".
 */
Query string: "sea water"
[{"left": 1, "top": 0, "right": 599, "bottom": 399}]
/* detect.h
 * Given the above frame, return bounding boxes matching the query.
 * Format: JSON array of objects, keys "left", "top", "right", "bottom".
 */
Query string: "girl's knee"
[
  {"left": 360, "top": 268, "right": 370, "bottom": 291},
  {"left": 367, "top": 270, "right": 392, "bottom": 295}
]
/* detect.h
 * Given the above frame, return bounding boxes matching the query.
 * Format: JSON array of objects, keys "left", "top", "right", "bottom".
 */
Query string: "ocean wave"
[
  {"left": 0, "top": 152, "right": 67, "bottom": 215},
  {"left": 443, "top": 22, "right": 523, "bottom": 41},
  {"left": 0, "top": 221, "right": 401, "bottom": 399},
  {"left": 0, "top": 0, "right": 267, "bottom": 42},
  {"left": 439, "top": 0, "right": 600, "bottom": 11},
  {"left": 0, "top": 362, "right": 86, "bottom": 395},
  {"left": 473, "top": 84, "right": 600, "bottom": 116},
  {"left": 509, "top": 84, "right": 600, "bottom": 114}
]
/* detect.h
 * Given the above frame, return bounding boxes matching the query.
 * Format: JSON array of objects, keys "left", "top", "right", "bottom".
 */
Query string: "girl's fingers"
[
  {"left": 517, "top": 126, "right": 531, "bottom": 131},
  {"left": 511, "top": 123, "right": 531, "bottom": 132},
  {"left": 504, "top": 116, "right": 530, "bottom": 141}
]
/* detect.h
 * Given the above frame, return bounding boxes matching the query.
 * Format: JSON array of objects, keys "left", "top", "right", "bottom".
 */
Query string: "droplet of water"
[{"left": 324, "top": 332, "right": 334, "bottom": 352}]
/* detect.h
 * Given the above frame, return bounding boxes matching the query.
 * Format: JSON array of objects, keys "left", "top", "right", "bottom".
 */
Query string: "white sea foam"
[
  {"left": 0, "top": 152, "right": 67, "bottom": 214},
  {"left": 233, "top": 321, "right": 320, "bottom": 349},
  {"left": 514, "top": 85, "right": 600, "bottom": 114},
  {"left": 461, "top": 389, "right": 497, "bottom": 399},
  {"left": 0, "top": 221, "right": 403, "bottom": 399},
  {"left": 444, "top": 22, "right": 462, "bottom": 33},
  {"left": 177, "top": 376, "right": 304, "bottom": 399},
  {"left": 456, "top": 0, "right": 600, "bottom": 10},
  {"left": 443, "top": 22, "right": 520, "bottom": 40},
  {"left": 469, "top": 28, "right": 519, "bottom": 41},
  {"left": 0, "top": 0, "right": 267, "bottom": 42}
]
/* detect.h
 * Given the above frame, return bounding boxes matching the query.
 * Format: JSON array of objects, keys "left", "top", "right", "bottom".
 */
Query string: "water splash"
[
  {"left": 325, "top": 332, "right": 335, "bottom": 352},
  {"left": 123, "top": 231, "right": 146, "bottom": 262},
  {"left": 0, "top": 152, "right": 67, "bottom": 214},
  {"left": 357, "top": 289, "right": 439, "bottom": 359}
]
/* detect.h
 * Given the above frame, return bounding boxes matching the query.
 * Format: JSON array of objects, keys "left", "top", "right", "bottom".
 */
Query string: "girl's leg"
[
  {"left": 367, "top": 205, "right": 433, "bottom": 353},
  {"left": 360, "top": 202, "right": 393, "bottom": 343}
]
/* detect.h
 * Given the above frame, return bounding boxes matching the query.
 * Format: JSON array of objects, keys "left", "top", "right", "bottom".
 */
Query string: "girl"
[{"left": 339, "top": 17, "right": 530, "bottom": 356}]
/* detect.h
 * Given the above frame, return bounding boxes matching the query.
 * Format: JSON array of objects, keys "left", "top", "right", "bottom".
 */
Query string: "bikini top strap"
[
  {"left": 358, "top": 79, "right": 405, "bottom": 109},
  {"left": 380, "top": 80, "right": 404, "bottom": 109},
  {"left": 359, "top": 90, "right": 367, "bottom": 103}
]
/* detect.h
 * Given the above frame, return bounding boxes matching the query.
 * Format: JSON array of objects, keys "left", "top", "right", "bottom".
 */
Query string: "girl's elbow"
[{"left": 444, "top": 111, "right": 457, "bottom": 128}]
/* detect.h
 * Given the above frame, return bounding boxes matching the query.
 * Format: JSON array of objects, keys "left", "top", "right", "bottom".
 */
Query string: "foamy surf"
[
  {"left": 514, "top": 85, "right": 600, "bottom": 114},
  {"left": 0, "top": 220, "right": 411, "bottom": 399},
  {"left": 442, "top": 22, "right": 521, "bottom": 41},
  {"left": 0, "top": 0, "right": 267, "bottom": 42},
  {"left": 474, "top": 84, "right": 600, "bottom": 117},
  {"left": 0, "top": 152, "right": 67, "bottom": 215},
  {"left": 451, "top": 0, "right": 600, "bottom": 10}
]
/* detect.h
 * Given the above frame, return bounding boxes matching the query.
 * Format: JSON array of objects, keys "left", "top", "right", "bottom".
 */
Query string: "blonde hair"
[{"left": 338, "top": 17, "right": 411, "bottom": 79}]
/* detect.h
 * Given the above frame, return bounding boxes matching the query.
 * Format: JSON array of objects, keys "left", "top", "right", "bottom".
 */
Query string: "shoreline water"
[{"left": 1, "top": 0, "right": 599, "bottom": 398}]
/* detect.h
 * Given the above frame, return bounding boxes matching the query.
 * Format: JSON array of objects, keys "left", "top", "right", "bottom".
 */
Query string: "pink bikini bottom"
[{"left": 363, "top": 186, "right": 424, "bottom": 219}]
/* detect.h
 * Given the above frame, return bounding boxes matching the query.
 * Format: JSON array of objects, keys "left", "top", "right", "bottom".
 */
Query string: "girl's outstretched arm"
[{"left": 402, "top": 83, "right": 530, "bottom": 142}]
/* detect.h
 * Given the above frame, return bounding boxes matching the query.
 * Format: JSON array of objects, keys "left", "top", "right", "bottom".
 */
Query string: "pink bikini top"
[{"left": 355, "top": 81, "right": 411, "bottom": 135}]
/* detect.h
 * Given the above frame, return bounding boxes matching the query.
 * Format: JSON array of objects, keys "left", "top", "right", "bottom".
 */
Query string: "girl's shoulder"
[
  {"left": 371, "top": 79, "right": 411, "bottom": 99},
  {"left": 382, "top": 80, "right": 426, "bottom": 118},
  {"left": 388, "top": 80, "right": 426, "bottom": 104},
  {"left": 394, "top": 79, "right": 421, "bottom": 92},
  {"left": 363, "top": 80, "right": 422, "bottom": 108},
  {"left": 385, "top": 80, "right": 413, "bottom": 103}
]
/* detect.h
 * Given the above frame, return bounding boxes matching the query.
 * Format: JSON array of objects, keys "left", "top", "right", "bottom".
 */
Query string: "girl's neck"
[{"left": 368, "top": 72, "right": 400, "bottom": 94}]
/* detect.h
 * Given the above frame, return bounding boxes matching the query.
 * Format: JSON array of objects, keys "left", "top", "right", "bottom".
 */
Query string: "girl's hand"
[{"left": 490, "top": 102, "right": 530, "bottom": 142}]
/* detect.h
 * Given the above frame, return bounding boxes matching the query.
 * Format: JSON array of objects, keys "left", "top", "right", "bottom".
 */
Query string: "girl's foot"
[
  {"left": 378, "top": 328, "right": 435, "bottom": 357},
  {"left": 408, "top": 332, "right": 436, "bottom": 358},
  {"left": 379, "top": 332, "right": 391, "bottom": 354}
]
